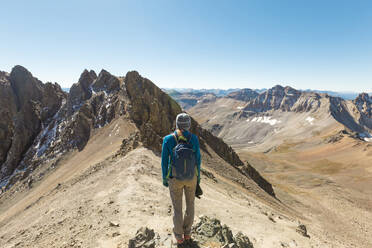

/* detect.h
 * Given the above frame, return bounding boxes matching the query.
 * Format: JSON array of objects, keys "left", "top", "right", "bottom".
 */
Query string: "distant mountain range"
[
  {"left": 163, "top": 87, "right": 372, "bottom": 111},
  {"left": 61, "top": 87, "right": 369, "bottom": 100},
  {"left": 162, "top": 88, "right": 241, "bottom": 97},
  {"left": 164, "top": 88, "right": 369, "bottom": 100},
  {"left": 302, "top": 89, "right": 361, "bottom": 100}
]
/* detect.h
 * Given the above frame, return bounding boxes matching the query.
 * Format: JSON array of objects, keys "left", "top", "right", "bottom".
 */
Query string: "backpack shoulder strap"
[{"left": 187, "top": 133, "right": 192, "bottom": 143}]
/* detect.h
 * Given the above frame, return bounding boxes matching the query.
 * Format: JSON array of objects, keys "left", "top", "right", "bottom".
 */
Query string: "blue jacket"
[{"left": 161, "top": 130, "right": 201, "bottom": 182}]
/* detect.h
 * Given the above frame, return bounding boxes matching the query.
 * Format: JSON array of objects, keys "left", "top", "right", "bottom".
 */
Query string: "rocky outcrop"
[
  {"left": 45, "top": 69, "right": 128, "bottom": 153},
  {"left": 192, "top": 216, "right": 253, "bottom": 247},
  {"left": 67, "top": 69, "right": 97, "bottom": 114},
  {"left": 0, "top": 72, "right": 16, "bottom": 167},
  {"left": 291, "top": 92, "right": 321, "bottom": 112},
  {"left": 92, "top": 69, "right": 120, "bottom": 94},
  {"left": 129, "top": 227, "right": 158, "bottom": 248},
  {"left": 9, "top": 65, "right": 44, "bottom": 110},
  {"left": 227, "top": 88, "right": 258, "bottom": 102},
  {"left": 125, "top": 71, "right": 182, "bottom": 138},
  {"left": 124, "top": 71, "right": 182, "bottom": 152},
  {"left": 128, "top": 216, "right": 254, "bottom": 248},
  {"left": 353, "top": 93, "right": 372, "bottom": 130},
  {"left": 0, "top": 66, "right": 65, "bottom": 180},
  {"left": 296, "top": 224, "right": 310, "bottom": 238}
]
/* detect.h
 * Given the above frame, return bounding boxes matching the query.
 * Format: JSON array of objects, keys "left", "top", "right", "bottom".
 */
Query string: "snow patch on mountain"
[
  {"left": 248, "top": 116, "right": 281, "bottom": 126},
  {"left": 306, "top": 117, "right": 315, "bottom": 125}
]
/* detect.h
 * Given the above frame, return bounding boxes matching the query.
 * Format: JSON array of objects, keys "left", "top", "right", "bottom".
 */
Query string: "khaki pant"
[{"left": 168, "top": 174, "right": 197, "bottom": 240}]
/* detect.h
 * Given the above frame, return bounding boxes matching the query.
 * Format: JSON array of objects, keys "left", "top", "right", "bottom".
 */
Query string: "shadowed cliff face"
[
  {"left": 67, "top": 69, "right": 97, "bottom": 115},
  {"left": 0, "top": 71, "right": 16, "bottom": 167},
  {"left": 0, "top": 66, "right": 65, "bottom": 179},
  {"left": 125, "top": 71, "right": 182, "bottom": 138}
]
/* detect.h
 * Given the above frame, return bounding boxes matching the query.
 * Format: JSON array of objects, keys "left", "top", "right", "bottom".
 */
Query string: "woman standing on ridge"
[{"left": 161, "top": 113, "right": 201, "bottom": 245}]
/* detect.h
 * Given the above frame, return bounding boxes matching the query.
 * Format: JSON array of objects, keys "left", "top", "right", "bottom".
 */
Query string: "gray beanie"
[{"left": 176, "top": 113, "right": 191, "bottom": 131}]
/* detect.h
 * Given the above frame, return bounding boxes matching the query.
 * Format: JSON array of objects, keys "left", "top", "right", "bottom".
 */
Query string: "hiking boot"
[
  {"left": 176, "top": 238, "right": 184, "bottom": 245},
  {"left": 184, "top": 234, "right": 192, "bottom": 241}
]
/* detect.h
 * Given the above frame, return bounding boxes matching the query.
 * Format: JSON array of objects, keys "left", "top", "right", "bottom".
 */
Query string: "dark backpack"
[{"left": 172, "top": 131, "right": 196, "bottom": 180}]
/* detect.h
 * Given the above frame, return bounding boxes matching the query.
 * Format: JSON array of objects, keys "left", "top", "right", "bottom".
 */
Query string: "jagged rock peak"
[
  {"left": 0, "top": 70, "right": 9, "bottom": 80},
  {"left": 89, "top": 69, "right": 97, "bottom": 79},
  {"left": 355, "top": 92, "right": 372, "bottom": 103},
  {"left": 267, "top": 85, "right": 300, "bottom": 94},
  {"left": 124, "top": 70, "right": 182, "bottom": 138},
  {"left": 9, "top": 65, "right": 44, "bottom": 110},
  {"left": 10, "top": 65, "right": 34, "bottom": 78},
  {"left": 353, "top": 92, "right": 372, "bottom": 124},
  {"left": 271, "top": 84, "right": 285, "bottom": 90},
  {"left": 243, "top": 85, "right": 302, "bottom": 112},
  {"left": 77, "top": 69, "right": 97, "bottom": 88},
  {"left": 67, "top": 69, "right": 97, "bottom": 112},
  {"left": 91, "top": 69, "right": 121, "bottom": 93},
  {"left": 9, "top": 65, "right": 43, "bottom": 93}
]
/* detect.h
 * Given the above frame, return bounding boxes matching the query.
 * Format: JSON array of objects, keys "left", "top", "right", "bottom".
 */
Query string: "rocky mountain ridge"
[
  {"left": 191, "top": 85, "right": 372, "bottom": 139},
  {"left": 0, "top": 65, "right": 275, "bottom": 198},
  {"left": 219, "top": 85, "right": 371, "bottom": 117}
]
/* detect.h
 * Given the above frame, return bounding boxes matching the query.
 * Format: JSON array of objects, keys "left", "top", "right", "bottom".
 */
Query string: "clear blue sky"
[{"left": 1, "top": 0, "right": 371, "bottom": 92}]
